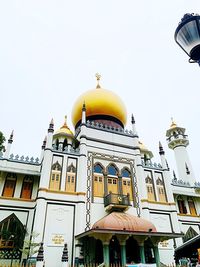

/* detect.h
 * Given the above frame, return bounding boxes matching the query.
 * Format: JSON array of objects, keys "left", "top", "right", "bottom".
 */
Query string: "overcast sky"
[{"left": 0, "top": 1, "right": 200, "bottom": 181}]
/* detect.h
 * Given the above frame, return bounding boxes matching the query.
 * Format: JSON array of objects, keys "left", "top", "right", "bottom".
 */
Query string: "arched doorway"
[
  {"left": 95, "top": 239, "right": 103, "bottom": 264},
  {"left": 109, "top": 236, "right": 121, "bottom": 265},
  {"left": 126, "top": 236, "right": 140, "bottom": 263},
  {"left": 144, "top": 238, "right": 156, "bottom": 263}
]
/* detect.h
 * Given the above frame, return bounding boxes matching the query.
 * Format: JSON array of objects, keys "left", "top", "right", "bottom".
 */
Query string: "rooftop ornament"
[{"left": 175, "top": 13, "right": 200, "bottom": 65}]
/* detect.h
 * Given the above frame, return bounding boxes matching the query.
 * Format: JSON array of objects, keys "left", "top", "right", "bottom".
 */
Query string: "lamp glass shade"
[{"left": 177, "top": 20, "right": 200, "bottom": 55}]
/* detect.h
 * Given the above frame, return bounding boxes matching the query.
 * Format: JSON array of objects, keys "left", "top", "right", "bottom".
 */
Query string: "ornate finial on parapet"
[
  {"left": 64, "top": 115, "right": 67, "bottom": 126},
  {"left": 173, "top": 170, "right": 177, "bottom": 180},
  {"left": 42, "top": 136, "right": 47, "bottom": 150},
  {"left": 48, "top": 118, "right": 54, "bottom": 133},
  {"left": 170, "top": 117, "right": 177, "bottom": 128},
  {"left": 36, "top": 242, "right": 44, "bottom": 262},
  {"left": 62, "top": 243, "right": 68, "bottom": 262},
  {"left": 131, "top": 114, "right": 135, "bottom": 124},
  {"left": 82, "top": 101, "right": 86, "bottom": 112},
  {"left": 95, "top": 73, "right": 101, "bottom": 88},
  {"left": 185, "top": 163, "right": 190, "bottom": 175},
  {"left": 165, "top": 159, "right": 169, "bottom": 170},
  {"left": 8, "top": 130, "right": 14, "bottom": 144},
  {"left": 159, "top": 141, "right": 165, "bottom": 155}
]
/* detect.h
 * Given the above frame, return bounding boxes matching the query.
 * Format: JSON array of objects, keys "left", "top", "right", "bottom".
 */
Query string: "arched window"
[
  {"left": 2, "top": 173, "right": 17, "bottom": 197},
  {"left": 188, "top": 197, "right": 197, "bottom": 215},
  {"left": 49, "top": 161, "right": 62, "bottom": 190},
  {"left": 93, "top": 163, "right": 104, "bottom": 197},
  {"left": 121, "top": 168, "right": 132, "bottom": 199},
  {"left": 63, "top": 139, "right": 68, "bottom": 151},
  {"left": 145, "top": 176, "right": 155, "bottom": 201},
  {"left": 108, "top": 164, "right": 118, "bottom": 176},
  {"left": 66, "top": 163, "right": 76, "bottom": 193},
  {"left": 107, "top": 164, "right": 118, "bottom": 194},
  {"left": 156, "top": 178, "right": 166, "bottom": 202},
  {"left": 121, "top": 168, "right": 130, "bottom": 178},
  {"left": 94, "top": 164, "right": 103, "bottom": 174},
  {"left": 21, "top": 176, "right": 33, "bottom": 199},
  {"left": 177, "top": 196, "right": 187, "bottom": 214}
]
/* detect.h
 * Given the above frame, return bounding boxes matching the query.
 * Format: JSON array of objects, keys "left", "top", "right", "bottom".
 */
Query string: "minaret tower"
[{"left": 166, "top": 119, "right": 195, "bottom": 184}]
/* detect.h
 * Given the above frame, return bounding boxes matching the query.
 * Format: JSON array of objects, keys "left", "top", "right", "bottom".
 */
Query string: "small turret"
[
  {"left": 53, "top": 116, "right": 74, "bottom": 151},
  {"left": 4, "top": 130, "right": 14, "bottom": 159},
  {"left": 166, "top": 119, "right": 195, "bottom": 184},
  {"left": 46, "top": 119, "right": 54, "bottom": 149},
  {"left": 166, "top": 119, "right": 189, "bottom": 149},
  {"left": 159, "top": 141, "right": 165, "bottom": 155},
  {"left": 81, "top": 102, "right": 86, "bottom": 125},
  {"left": 131, "top": 114, "right": 138, "bottom": 136}
]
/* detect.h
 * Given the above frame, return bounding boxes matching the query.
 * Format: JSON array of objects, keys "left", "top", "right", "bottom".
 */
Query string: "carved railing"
[
  {"left": 104, "top": 193, "right": 130, "bottom": 208},
  {"left": 52, "top": 144, "right": 80, "bottom": 155},
  {"left": 86, "top": 120, "right": 134, "bottom": 137},
  {"left": 141, "top": 160, "right": 162, "bottom": 170},
  {"left": 0, "top": 152, "right": 40, "bottom": 165}
]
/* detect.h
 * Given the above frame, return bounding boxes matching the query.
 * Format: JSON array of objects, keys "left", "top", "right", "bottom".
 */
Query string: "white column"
[{"left": 33, "top": 198, "right": 47, "bottom": 243}]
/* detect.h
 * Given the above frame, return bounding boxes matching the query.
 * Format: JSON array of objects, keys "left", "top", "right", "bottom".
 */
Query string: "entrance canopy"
[{"left": 76, "top": 212, "right": 182, "bottom": 242}]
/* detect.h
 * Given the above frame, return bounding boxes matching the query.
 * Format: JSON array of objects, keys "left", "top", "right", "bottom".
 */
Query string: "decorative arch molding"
[
  {"left": 93, "top": 162, "right": 105, "bottom": 174},
  {"left": 156, "top": 177, "right": 163, "bottom": 185},
  {"left": 86, "top": 152, "right": 140, "bottom": 231},
  {"left": 106, "top": 163, "right": 119, "bottom": 176},
  {"left": 52, "top": 161, "right": 62, "bottom": 171},
  {"left": 121, "top": 167, "right": 131, "bottom": 177},
  {"left": 145, "top": 175, "right": 153, "bottom": 184}
]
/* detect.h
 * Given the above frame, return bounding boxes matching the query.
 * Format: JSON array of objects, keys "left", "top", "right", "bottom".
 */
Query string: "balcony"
[{"left": 104, "top": 193, "right": 131, "bottom": 212}]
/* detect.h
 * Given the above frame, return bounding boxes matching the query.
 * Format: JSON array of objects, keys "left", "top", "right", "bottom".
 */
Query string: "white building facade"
[{"left": 0, "top": 78, "right": 199, "bottom": 266}]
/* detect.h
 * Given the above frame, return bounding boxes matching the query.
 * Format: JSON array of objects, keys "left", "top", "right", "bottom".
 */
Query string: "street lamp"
[{"left": 174, "top": 13, "right": 200, "bottom": 65}]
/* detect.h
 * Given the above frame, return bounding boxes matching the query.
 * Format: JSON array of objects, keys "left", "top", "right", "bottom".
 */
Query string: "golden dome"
[
  {"left": 71, "top": 87, "right": 127, "bottom": 128},
  {"left": 54, "top": 116, "right": 74, "bottom": 137},
  {"left": 170, "top": 118, "right": 177, "bottom": 129}
]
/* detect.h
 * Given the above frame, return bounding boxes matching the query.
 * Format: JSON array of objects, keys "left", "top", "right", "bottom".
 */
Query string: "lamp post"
[{"left": 174, "top": 13, "right": 200, "bottom": 65}]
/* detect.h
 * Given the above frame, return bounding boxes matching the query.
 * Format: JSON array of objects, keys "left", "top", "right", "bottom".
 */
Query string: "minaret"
[
  {"left": 166, "top": 119, "right": 195, "bottom": 184},
  {"left": 4, "top": 130, "right": 14, "bottom": 159}
]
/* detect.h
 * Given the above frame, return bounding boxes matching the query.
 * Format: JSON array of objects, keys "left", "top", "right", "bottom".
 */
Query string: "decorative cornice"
[
  {"left": 141, "top": 199, "right": 176, "bottom": 206},
  {"left": 177, "top": 213, "right": 200, "bottom": 218},
  {"left": 38, "top": 188, "right": 86, "bottom": 196},
  {"left": 0, "top": 196, "right": 35, "bottom": 202}
]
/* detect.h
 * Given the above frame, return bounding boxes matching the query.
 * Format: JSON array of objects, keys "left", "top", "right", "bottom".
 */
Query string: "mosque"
[{"left": 0, "top": 74, "right": 200, "bottom": 266}]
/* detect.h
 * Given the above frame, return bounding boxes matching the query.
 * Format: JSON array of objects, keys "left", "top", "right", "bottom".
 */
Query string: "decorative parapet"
[
  {"left": 86, "top": 120, "right": 134, "bottom": 136},
  {"left": 52, "top": 144, "right": 80, "bottom": 155},
  {"left": 142, "top": 160, "right": 162, "bottom": 170},
  {"left": 0, "top": 153, "right": 40, "bottom": 165},
  {"left": 171, "top": 178, "right": 191, "bottom": 187}
]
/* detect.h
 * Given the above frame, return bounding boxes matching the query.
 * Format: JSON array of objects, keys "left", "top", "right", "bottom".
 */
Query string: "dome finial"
[
  {"left": 64, "top": 115, "right": 67, "bottom": 126},
  {"left": 170, "top": 117, "right": 177, "bottom": 128},
  {"left": 95, "top": 73, "right": 101, "bottom": 88}
]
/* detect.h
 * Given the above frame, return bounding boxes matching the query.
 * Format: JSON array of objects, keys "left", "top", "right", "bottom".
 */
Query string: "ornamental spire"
[
  {"left": 8, "top": 130, "right": 14, "bottom": 144},
  {"left": 170, "top": 117, "right": 177, "bottom": 128},
  {"left": 159, "top": 141, "right": 165, "bottom": 155},
  {"left": 95, "top": 73, "right": 101, "bottom": 89}
]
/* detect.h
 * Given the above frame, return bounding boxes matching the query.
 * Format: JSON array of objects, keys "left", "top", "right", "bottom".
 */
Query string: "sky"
[{"left": 0, "top": 1, "right": 200, "bottom": 181}]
